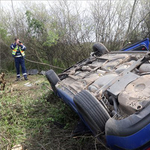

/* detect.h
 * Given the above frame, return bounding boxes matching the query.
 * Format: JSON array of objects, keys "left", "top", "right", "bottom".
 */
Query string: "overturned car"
[{"left": 46, "top": 38, "right": 150, "bottom": 150}]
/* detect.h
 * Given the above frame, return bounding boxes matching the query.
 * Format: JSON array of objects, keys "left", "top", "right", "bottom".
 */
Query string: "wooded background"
[{"left": 0, "top": 0, "right": 150, "bottom": 72}]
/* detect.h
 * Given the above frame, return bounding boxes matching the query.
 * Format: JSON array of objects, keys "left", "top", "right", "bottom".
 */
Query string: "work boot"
[
  {"left": 15, "top": 77, "right": 21, "bottom": 81},
  {"left": 24, "top": 75, "right": 28, "bottom": 80}
]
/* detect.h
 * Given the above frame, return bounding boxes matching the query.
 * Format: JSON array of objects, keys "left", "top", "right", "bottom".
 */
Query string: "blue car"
[
  {"left": 46, "top": 39, "right": 150, "bottom": 150},
  {"left": 121, "top": 38, "right": 149, "bottom": 51}
]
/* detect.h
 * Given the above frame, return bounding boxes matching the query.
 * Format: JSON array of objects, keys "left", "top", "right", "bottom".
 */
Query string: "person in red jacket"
[{"left": 10, "top": 38, "right": 28, "bottom": 81}]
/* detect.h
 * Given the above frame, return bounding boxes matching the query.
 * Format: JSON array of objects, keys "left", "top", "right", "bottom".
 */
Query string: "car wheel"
[
  {"left": 46, "top": 69, "right": 60, "bottom": 94},
  {"left": 73, "top": 90, "right": 110, "bottom": 136},
  {"left": 93, "top": 43, "right": 109, "bottom": 56}
]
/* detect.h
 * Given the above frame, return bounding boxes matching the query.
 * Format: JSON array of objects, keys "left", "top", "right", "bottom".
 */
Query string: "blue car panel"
[
  {"left": 57, "top": 88, "right": 78, "bottom": 113},
  {"left": 106, "top": 123, "right": 150, "bottom": 150},
  {"left": 121, "top": 38, "right": 149, "bottom": 51}
]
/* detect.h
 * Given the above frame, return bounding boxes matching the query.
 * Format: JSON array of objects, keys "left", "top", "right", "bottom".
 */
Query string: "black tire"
[
  {"left": 46, "top": 70, "right": 60, "bottom": 94},
  {"left": 93, "top": 43, "right": 109, "bottom": 56},
  {"left": 73, "top": 90, "right": 110, "bottom": 136}
]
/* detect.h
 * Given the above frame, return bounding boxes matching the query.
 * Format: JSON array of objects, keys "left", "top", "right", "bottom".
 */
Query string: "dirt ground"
[{"left": 0, "top": 73, "right": 108, "bottom": 150}]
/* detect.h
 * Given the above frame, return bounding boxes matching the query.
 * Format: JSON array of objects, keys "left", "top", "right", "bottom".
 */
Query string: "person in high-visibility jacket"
[{"left": 10, "top": 38, "right": 28, "bottom": 81}]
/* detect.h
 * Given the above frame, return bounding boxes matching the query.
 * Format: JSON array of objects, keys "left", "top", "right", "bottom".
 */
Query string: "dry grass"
[{"left": 0, "top": 73, "right": 107, "bottom": 150}]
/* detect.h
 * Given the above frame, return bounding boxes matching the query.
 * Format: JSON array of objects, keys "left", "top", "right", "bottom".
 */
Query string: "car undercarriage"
[{"left": 46, "top": 39, "right": 150, "bottom": 150}]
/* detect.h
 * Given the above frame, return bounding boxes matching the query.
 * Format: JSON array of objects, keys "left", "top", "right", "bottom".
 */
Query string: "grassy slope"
[{"left": 0, "top": 73, "right": 106, "bottom": 150}]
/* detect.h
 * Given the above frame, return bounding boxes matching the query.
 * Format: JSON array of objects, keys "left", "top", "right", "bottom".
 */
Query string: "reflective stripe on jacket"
[{"left": 12, "top": 45, "right": 25, "bottom": 57}]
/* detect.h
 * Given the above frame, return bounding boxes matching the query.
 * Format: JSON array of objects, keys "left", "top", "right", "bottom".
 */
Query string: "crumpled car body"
[{"left": 46, "top": 38, "right": 150, "bottom": 150}]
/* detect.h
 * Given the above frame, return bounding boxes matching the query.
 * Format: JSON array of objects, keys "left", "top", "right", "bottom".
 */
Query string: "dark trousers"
[{"left": 14, "top": 57, "right": 27, "bottom": 77}]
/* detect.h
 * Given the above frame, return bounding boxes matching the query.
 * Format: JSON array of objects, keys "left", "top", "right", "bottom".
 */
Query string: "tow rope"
[{"left": 25, "top": 58, "right": 65, "bottom": 70}]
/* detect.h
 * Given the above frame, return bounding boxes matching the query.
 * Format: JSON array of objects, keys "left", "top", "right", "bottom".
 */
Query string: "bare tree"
[
  {"left": 0, "top": 0, "right": 150, "bottom": 71},
  {"left": 11, "top": 0, "right": 18, "bottom": 37}
]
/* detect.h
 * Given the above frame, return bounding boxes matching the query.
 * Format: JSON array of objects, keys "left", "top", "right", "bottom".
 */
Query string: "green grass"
[{"left": 0, "top": 73, "right": 106, "bottom": 150}]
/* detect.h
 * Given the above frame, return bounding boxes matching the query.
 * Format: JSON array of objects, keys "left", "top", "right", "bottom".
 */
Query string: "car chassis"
[{"left": 46, "top": 39, "right": 150, "bottom": 150}]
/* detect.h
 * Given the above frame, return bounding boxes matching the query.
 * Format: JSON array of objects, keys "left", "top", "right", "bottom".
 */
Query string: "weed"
[{"left": 0, "top": 73, "right": 106, "bottom": 150}]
